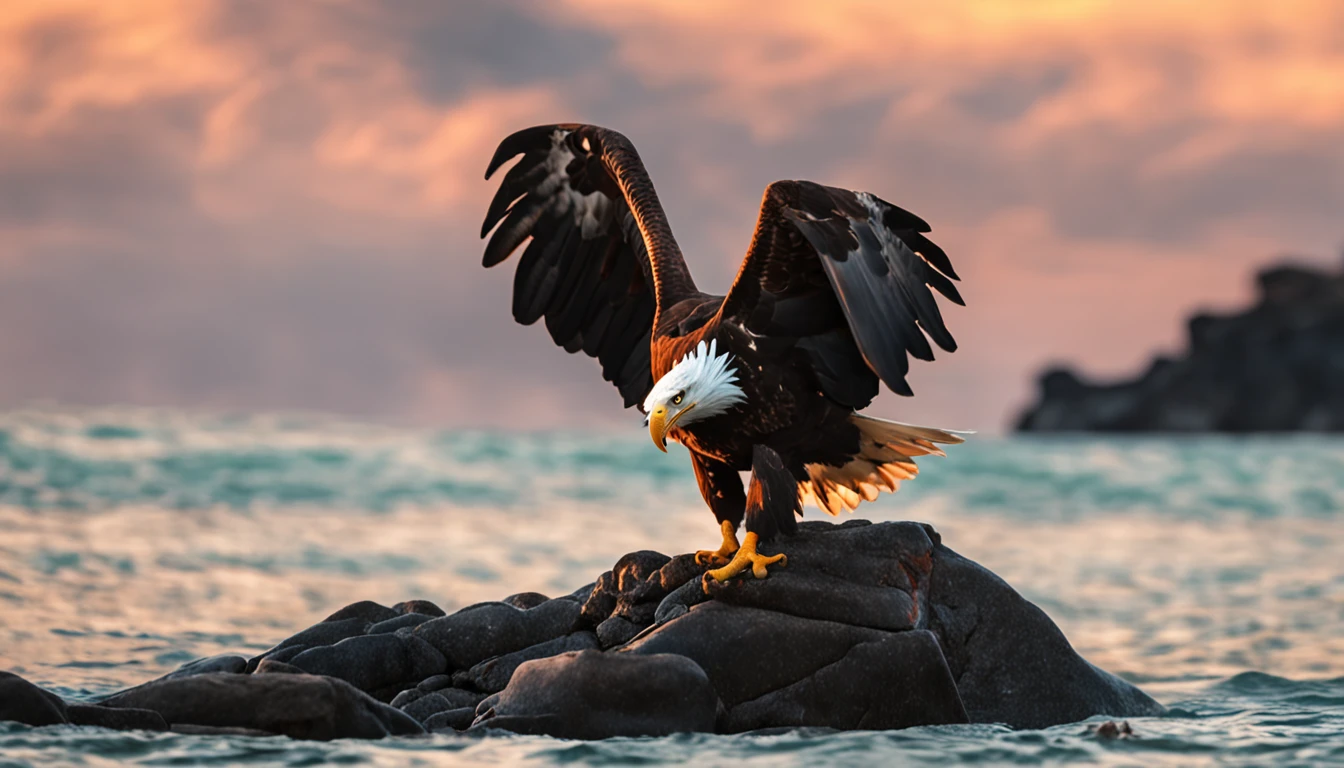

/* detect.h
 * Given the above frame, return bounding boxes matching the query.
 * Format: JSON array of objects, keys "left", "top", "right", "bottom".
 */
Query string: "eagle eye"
[{"left": 671, "top": 392, "right": 684, "bottom": 405}]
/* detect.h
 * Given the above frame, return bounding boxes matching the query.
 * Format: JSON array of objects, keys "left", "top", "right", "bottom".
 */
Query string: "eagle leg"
[
  {"left": 706, "top": 445, "right": 797, "bottom": 583},
  {"left": 695, "top": 519, "right": 741, "bottom": 566}
]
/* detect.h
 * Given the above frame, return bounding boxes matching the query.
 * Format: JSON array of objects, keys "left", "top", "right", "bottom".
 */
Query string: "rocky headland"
[
  {"left": 1, "top": 520, "right": 1163, "bottom": 740},
  {"left": 1017, "top": 261, "right": 1344, "bottom": 432}
]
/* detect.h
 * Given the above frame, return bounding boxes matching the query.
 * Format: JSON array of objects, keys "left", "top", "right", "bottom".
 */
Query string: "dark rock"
[
  {"left": 436, "top": 687, "right": 487, "bottom": 710},
  {"left": 253, "top": 659, "right": 307, "bottom": 675},
  {"left": 652, "top": 554, "right": 707, "bottom": 593},
  {"left": 612, "top": 551, "right": 672, "bottom": 590},
  {"left": 580, "top": 570, "right": 617, "bottom": 626},
  {"left": 502, "top": 592, "right": 550, "bottom": 609},
  {"left": 424, "top": 706, "right": 477, "bottom": 732},
  {"left": 580, "top": 550, "right": 694, "bottom": 645},
  {"left": 390, "top": 685, "right": 485, "bottom": 713},
  {"left": 926, "top": 542, "right": 1165, "bottom": 728},
  {"left": 369, "top": 681, "right": 418, "bottom": 704},
  {"left": 1093, "top": 720, "right": 1135, "bottom": 740},
  {"left": 624, "top": 602, "right": 925, "bottom": 711},
  {"left": 398, "top": 692, "right": 459, "bottom": 723},
  {"left": 245, "top": 618, "right": 370, "bottom": 672},
  {"left": 1017, "top": 259, "right": 1344, "bottom": 433},
  {"left": 389, "top": 688, "right": 427, "bottom": 709},
  {"left": 323, "top": 601, "right": 400, "bottom": 624},
  {"left": 94, "top": 654, "right": 251, "bottom": 705},
  {"left": 596, "top": 616, "right": 642, "bottom": 648},
  {"left": 368, "top": 613, "right": 434, "bottom": 634},
  {"left": 416, "top": 674, "right": 454, "bottom": 692},
  {"left": 165, "top": 655, "right": 248, "bottom": 679},
  {"left": 66, "top": 704, "right": 169, "bottom": 731},
  {"left": 454, "top": 631, "right": 600, "bottom": 693},
  {"left": 472, "top": 650, "right": 717, "bottom": 739},
  {"left": 258, "top": 645, "right": 307, "bottom": 666},
  {"left": 100, "top": 672, "right": 424, "bottom": 740},
  {"left": 171, "top": 723, "right": 279, "bottom": 737},
  {"left": 25, "top": 519, "right": 1163, "bottom": 738},
  {"left": 701, "top": 520, "right": 928, "bottom": 632},
  {"left": 393, "top": 600, "right": 446, "bottom": 617},
  {"left": 608, "top": 551, "right": 677, "bottom": 624},
  {"left": 568, "top": 581, "right": 597, "bottom": 604},
  {"left": 654, "top": 575, "right": 712, "bottom": 624},
  {"left": 0, "top": 671, "right": 68, "bottom": 726},
  {"left": 625, "top": 521, "right": 1161, "bottom": 731},
  {"left": 389, "top": 684, "right": 486, "bottom": 712},
  {"left": 413, "top": 599, "right": 583, "bottom": 669},
  {"left": 289, "top": 633, "right": 446, "bottom": 695},
  {"left": 718, "top": 630, "right": 966, "bottom": 732}
]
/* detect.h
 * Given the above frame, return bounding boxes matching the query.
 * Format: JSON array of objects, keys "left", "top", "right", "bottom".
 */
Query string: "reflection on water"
[{"left": 0, "top": 407, "right": 1342, "bottom": 765}]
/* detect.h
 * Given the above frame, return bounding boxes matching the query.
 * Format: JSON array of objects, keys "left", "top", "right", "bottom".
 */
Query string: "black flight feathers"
[
  {"left": 480, "top": 124, "right": 655, "bottom": 409},
  {"left": 478, "top": 124, "right": 965, "bottom": 407},
  {"left": 721, "top": 180, "right": 963, "bottom": 399}
]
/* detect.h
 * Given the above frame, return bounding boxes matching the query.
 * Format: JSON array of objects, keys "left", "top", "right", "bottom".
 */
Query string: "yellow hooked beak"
[{"left": 648, "top": 402, "right": 696, "bottom": 452}]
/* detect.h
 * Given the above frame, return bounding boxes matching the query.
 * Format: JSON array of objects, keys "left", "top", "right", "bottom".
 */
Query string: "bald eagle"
[{"left": 481, "top": 124, "right": 965, "bottom": 581}]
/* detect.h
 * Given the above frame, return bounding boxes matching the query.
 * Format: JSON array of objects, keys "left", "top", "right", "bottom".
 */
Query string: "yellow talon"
[
  {"left": 695, "top": 520, "right": 740, "bottom": 566},
  {"left": 706, "top": 532, "right": 787, "bottom": 582}
]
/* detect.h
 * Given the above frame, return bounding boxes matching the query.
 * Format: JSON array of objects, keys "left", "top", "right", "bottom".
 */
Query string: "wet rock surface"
[
  {"left": 1017, "top": 262, "right": 1344, "bottom": 432},
  {"left": 1, "top": 520, "right": 1164, "bottom": 740},
  {"left": 472, "top": 650, "right": 719, "bottom": 738},
  {"left": 99, "top": 672, "right": 424, "bottom": 740}
]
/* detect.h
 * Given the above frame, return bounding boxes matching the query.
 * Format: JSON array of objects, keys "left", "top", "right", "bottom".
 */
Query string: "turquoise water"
[{"left": 1, "top": 407, "right": 1342, "bottom": 765}]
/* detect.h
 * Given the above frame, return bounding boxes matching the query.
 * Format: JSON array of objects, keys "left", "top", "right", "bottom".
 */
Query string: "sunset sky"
[{"left": 1, "top": 0, "right": 1341, "bottom": 432}]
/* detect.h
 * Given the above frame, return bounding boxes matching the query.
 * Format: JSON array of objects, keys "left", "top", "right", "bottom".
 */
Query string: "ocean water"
[{"left": 0, "top": 407, "right": 1341, "bottom": 766}]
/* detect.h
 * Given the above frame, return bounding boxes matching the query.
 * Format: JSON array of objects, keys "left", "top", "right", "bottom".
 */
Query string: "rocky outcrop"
[
  {"left": 99, "top": 673, "right": 423, "bottom": 740},
  {"left": 473, "top": 650, "right": 719, "bottom": 738},
  {"left": 1017, "top": 262, "right": 1344, "bottom": 432},
  {"left": 0, "top": 520, "right": 1163, "bottom": 740}
]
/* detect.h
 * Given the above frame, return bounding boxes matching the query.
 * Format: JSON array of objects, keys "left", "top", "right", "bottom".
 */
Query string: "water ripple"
[{"left": 0, "top": 407, "right": 1341, "bottom": 766}]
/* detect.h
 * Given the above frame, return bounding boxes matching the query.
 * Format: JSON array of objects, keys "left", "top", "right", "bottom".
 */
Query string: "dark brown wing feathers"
[
  {"left": 722, "top": 180, "right": 962, "bottom": 402},
  {"left": 481, "top": 126, "right": 963, "bottom": 412},
  {"left": 481, "top": 124, "right": 671, "bottom": 408}
]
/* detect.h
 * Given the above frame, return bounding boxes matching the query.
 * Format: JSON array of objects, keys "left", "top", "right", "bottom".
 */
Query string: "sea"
[{"left": 0, "top": 407, "right": 1341, "bottom": 766}]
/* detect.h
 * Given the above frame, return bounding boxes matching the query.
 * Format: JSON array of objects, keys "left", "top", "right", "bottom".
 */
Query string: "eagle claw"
[{"left": 705, "top": 532, "right": 786, "bottom": 583}]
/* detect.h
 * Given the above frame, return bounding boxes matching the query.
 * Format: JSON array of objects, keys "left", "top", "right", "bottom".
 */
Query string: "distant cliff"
[{"left": 1016, "top": 261, "right": 1344, "bottom": 432}]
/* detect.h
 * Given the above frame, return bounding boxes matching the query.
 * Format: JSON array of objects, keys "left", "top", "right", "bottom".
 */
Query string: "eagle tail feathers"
[{"left": 797, "top": 414, "right": 970, "bottom": 516}]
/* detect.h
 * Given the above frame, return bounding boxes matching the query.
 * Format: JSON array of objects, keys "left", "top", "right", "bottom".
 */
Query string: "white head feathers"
[{"left": 643, "top": 339, "right": 747, "bottom": 425}]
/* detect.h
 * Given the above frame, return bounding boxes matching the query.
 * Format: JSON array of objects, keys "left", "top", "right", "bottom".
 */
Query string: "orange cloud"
[
  {"left": 0, "top": 1, "right": 1340, "bottom": 429},
  {"left": 552, "top": 0, "right": 1344, "bottom": 151}
]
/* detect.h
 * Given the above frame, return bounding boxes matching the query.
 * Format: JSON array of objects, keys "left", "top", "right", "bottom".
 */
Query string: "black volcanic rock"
[
  {"left": 453, "top": 631, "right": 601, "bottom": 693},
  {"left": 0, "top": 671, "right": 68, "bottom": 727},
  {"left": 392, "top": 600, "right": 446, "bottom": 617},
  {"left": 721, "top": 629, "right": 964, "bottom": 732},
  {"left": 928, "top": 543, "right": 1163, "bottom": 728},
  {"left": 397, "top": 691, "right": 457, "bottom": 722},
  {"left": 412, "top": 599, "right": 584, "bottom": 670},
  {"left": 288, "top": 632, "right": 446, "bottom": 696},
  {"left": 246, "top": 617, "right": 372, "bottom": 672},
  {"left": 66, "top": 704, "right": 168, "bottom": 731},
  {"left": 1017, "top": 261, "right": 1344, "bottom": 432},
  {"left": 472, "top": 650, "right": 718, "bottom": 738},
  {"left": 1, "top": 519, "right": 1164, "bottom": 740},
  {"left": 99, "top": 672, "right": 424, "bottom": 740},
  {"left": 424, "top": 706, "right": 478, "bottom": 732}
]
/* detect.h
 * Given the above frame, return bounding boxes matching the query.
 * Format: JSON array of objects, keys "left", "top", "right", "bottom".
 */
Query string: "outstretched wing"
[
  {"left": 720, "top": 180, "right": 963, "bottom": 407},
  {"left": 481, "top": 124, "right": 690, "bottom": 409}
]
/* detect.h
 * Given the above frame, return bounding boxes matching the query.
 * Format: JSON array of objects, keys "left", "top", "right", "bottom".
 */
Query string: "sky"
[{"left": 1, "top": 0, "right": 1341, "bottom": 432}]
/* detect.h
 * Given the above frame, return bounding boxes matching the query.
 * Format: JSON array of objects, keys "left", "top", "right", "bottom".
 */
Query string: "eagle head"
[{"left": 643, "top": 338, "right": 746, "bottom": 452}]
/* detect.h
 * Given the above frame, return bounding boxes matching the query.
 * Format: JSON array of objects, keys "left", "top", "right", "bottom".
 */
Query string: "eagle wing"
[
  {"left": 481, "top": 124, "right": 690, "bottom": 409},
  {"left": 719, "top": 180, "right": 963, "bottom": 408}
]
